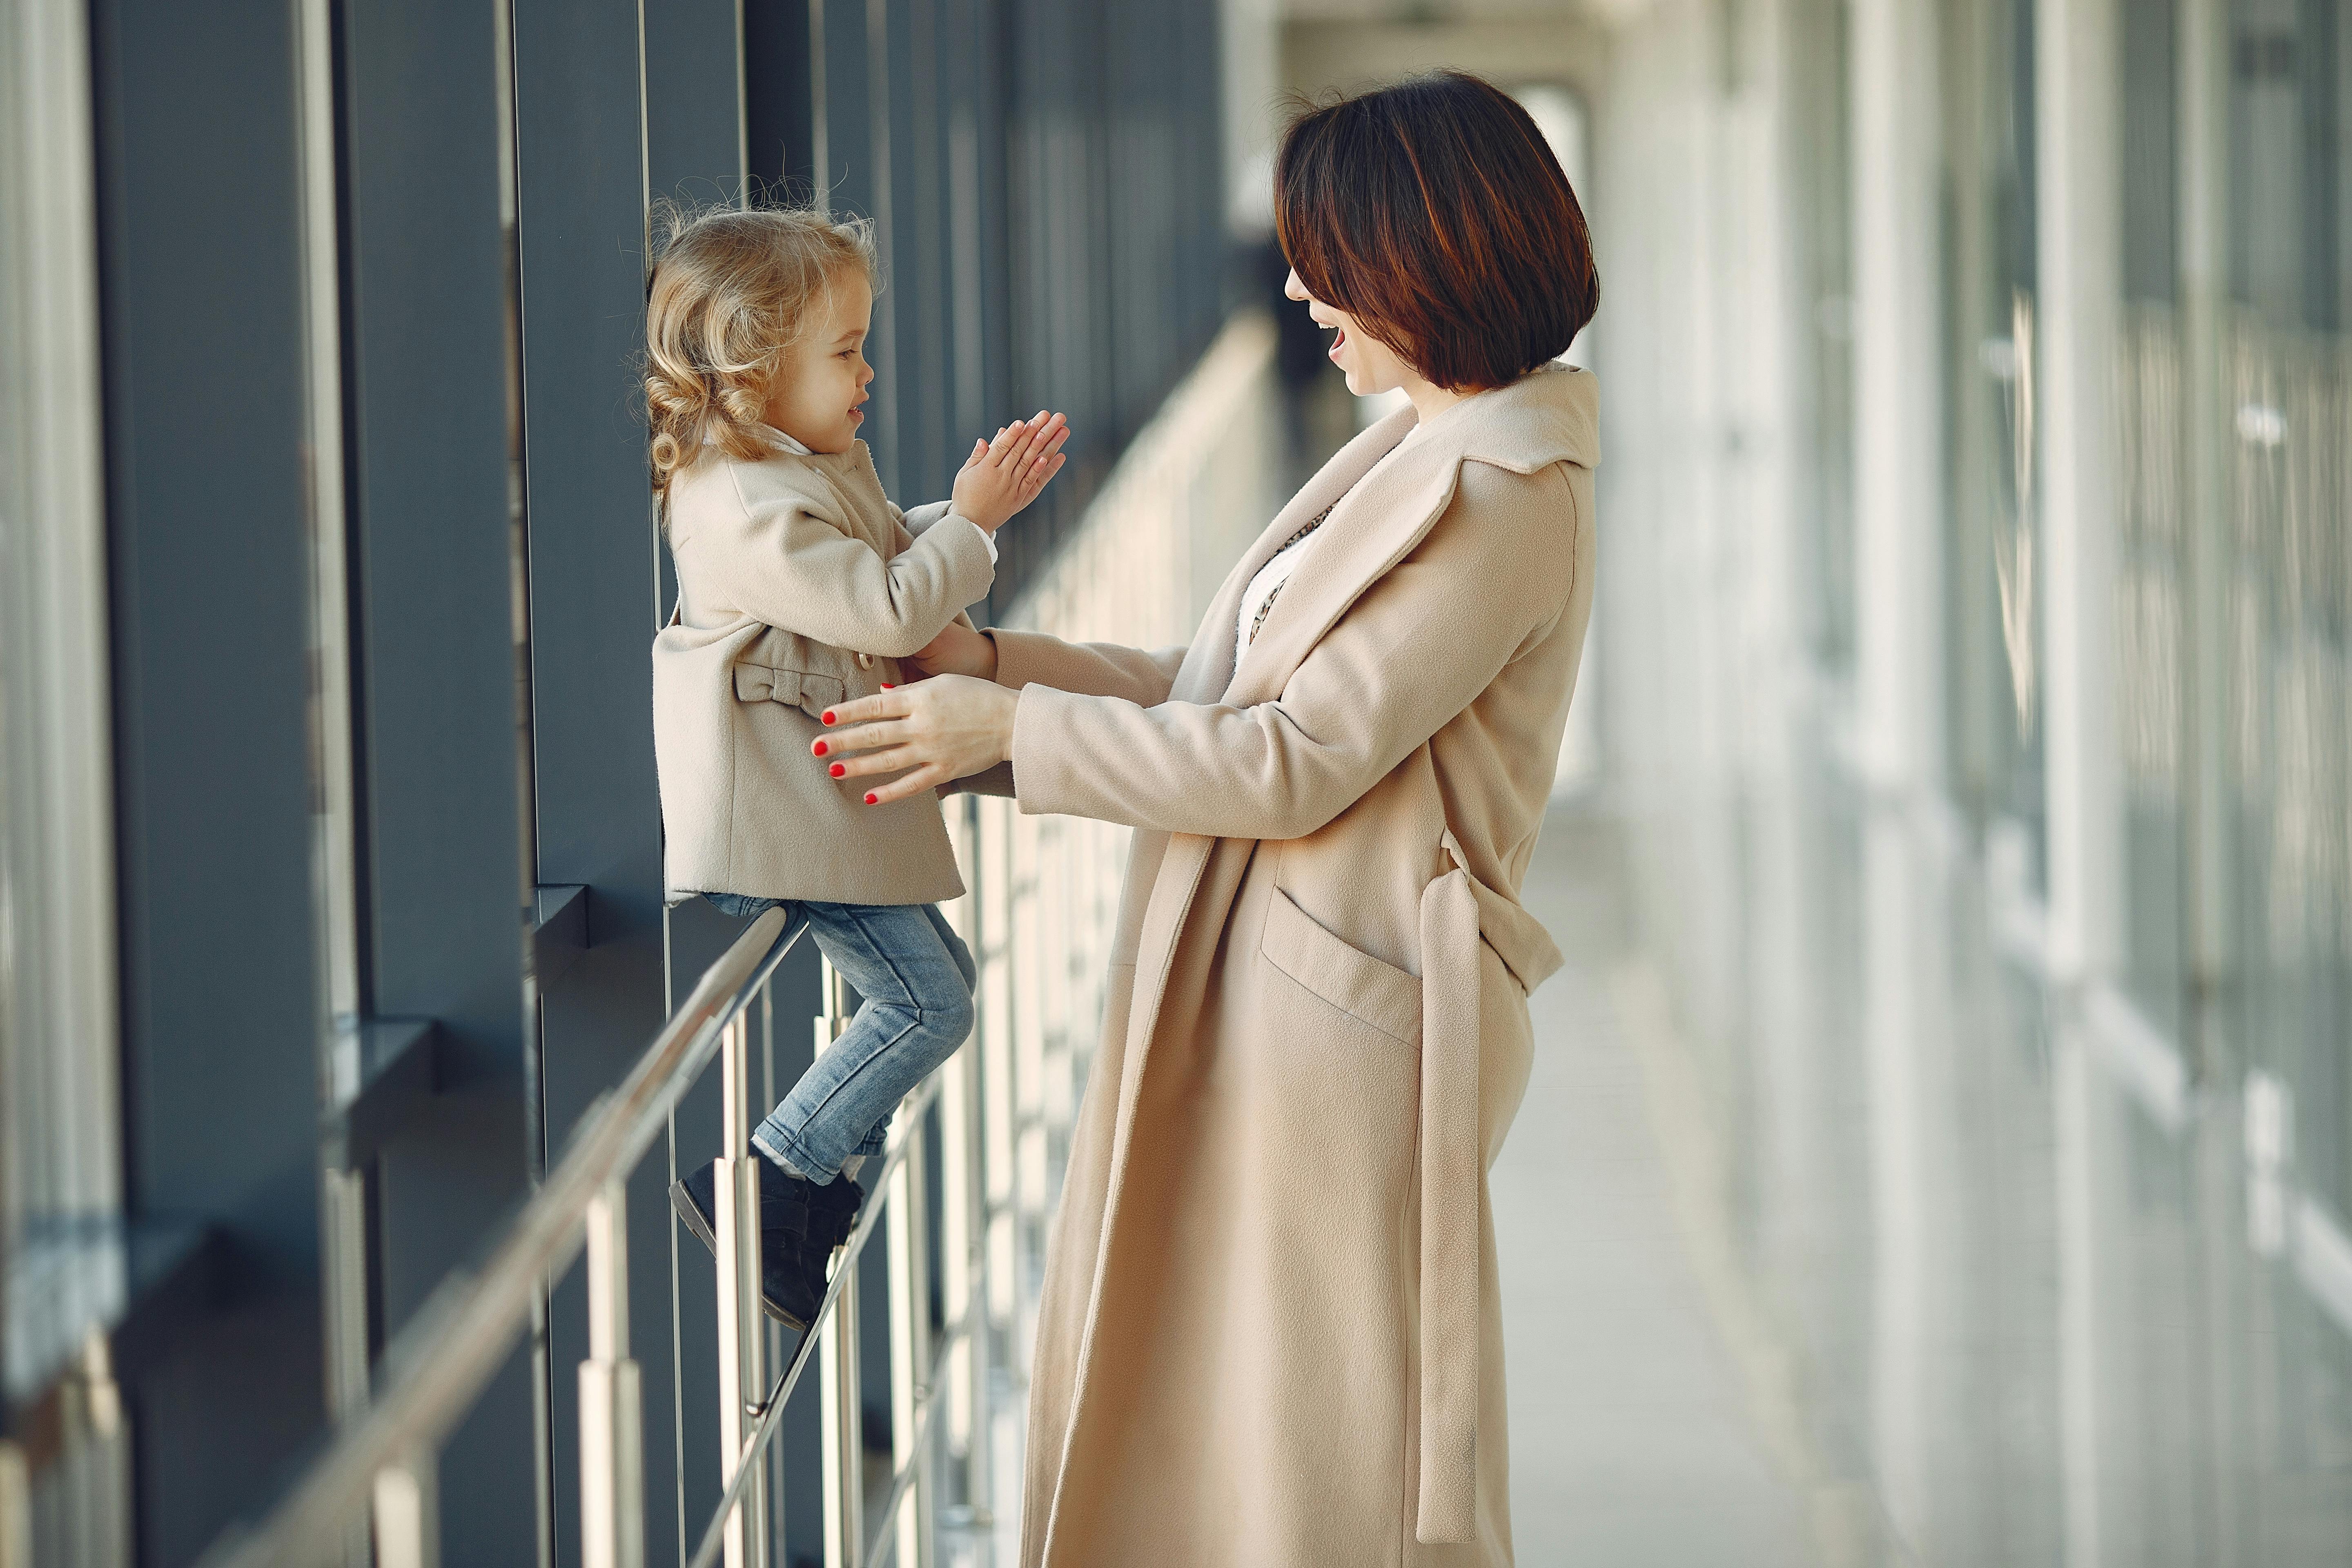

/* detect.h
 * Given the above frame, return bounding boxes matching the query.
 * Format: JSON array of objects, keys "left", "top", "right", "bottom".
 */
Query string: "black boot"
[
  {"left": 781, "top": 1173, "right": 866, "bottom": 1310},
  {"left": 668, "top": 1158, "right": 836, "bottom": 1328}
]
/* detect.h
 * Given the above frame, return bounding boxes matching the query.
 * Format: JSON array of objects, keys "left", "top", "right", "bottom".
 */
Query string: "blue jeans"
[{"left": 703, "top": 894, "right": 976, "bottom": 1182}]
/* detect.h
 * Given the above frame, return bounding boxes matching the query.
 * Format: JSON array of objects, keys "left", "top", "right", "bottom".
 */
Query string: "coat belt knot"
[{"left": 731, "top": 662, "right": 846, "bottom": 717}]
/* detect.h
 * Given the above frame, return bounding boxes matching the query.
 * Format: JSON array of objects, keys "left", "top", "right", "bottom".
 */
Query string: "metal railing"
[
  {"left": 198, "top": 894, "right": 990, "bottom": 1568},
  {"left": 191, "top": 313, "right": 1279, "bottom": 1568}
]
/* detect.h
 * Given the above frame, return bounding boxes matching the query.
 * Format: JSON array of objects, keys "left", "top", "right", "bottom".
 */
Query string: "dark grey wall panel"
[
  {"left": 982, "top": 0, "right": 1225, "bottom": 610},
  {"left": 819, "top": 0, "right": 887, "bottom": 493},
  {"left": 643, "top": 0, "right": 751, "bottom": 212},
  {"left": 882, "top": 0, "right": 953, "bottom": 509},
  {"left": 740, "top": 0, "right": 816, "bottom": 202},
  {"left": 339, "top": 0, "right": 535, "bottom": 1557},
  {"left": 86, "top": 0, "right": 328, "bottom": 1559},
  {"left": 341, "top": 0, "right": 530, "bottom": 1092},
  {"left": 516, "top": 1, "right": 746, "bottom": 1559}
]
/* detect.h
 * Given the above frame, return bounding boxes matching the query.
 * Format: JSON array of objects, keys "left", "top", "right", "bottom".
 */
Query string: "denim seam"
[
  {"left": 754, "top": 1117, "right": 885, "bottom": 1176},
  {"left": 754, "top": 1122, "right": 829, "bottom": 1179},
  {"left": 761, "top": 903, "right": 967, "bottom": 1179},
  {"left": 841, "top": 903, "right": 922, "bottom": 1010},
  {"left": 775, "top": 1007, "right": 929, "bottom": 1147}
]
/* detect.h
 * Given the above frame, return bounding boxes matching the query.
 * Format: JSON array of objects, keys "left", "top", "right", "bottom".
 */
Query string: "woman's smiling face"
[
  {"left": 1284, "top": 267, "right": 1415, "bottom": 398},
  {"left": 762, "top": 268, "right": 876, "bottom": 453}
]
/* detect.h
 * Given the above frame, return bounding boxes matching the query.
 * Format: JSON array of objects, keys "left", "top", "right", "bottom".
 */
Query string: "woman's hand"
[
  {"left": 815, "top": 675, "right": 1018, "bottom": 805},
  {"left": 903, "top": 622, "right": 999, "bottom": 682},
  {"left": 951, "top": 412, "right": 1069, "bottom": 533}
]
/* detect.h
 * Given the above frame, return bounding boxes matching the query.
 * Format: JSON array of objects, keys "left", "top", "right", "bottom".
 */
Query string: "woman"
[{"left": 822, "top": 71, "right": 1599, "bottom": 1567}]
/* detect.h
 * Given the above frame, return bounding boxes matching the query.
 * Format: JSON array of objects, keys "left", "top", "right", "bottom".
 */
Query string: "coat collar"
[{"left": 1205, "top": 363, "right": 1598, "bottom": 710}]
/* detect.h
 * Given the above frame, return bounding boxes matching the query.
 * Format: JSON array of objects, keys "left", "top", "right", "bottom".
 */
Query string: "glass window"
[
  {"left": 2115, "top": 0, "right": 2190, "bottom": 1036},
  {"left": 1791, "top": 0, "right": 1858, "bottom": 679},
  {"left": 1942, "top": 0, "right": 2049, "bottom": 882},
  {"left": 0, "top": 0, "right": 126, "bottom": 1411},
  {"left": 2225, "top": 0, "right": 2352, "bottom": 1228}
]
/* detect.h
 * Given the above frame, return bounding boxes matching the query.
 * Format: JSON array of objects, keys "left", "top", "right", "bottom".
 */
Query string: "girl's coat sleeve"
[{"left": 690, "top": 472, "right": 995, "bottom": 658}]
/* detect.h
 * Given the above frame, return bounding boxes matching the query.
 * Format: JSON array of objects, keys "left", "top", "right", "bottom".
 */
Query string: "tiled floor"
[
  {"left": 1499, "top": 790, "right": 2352, "bottom": 1566},
  {"left": 1494, "top": 807, "right": 1821, "bottom": 1566},
  {"left": 966, "top": 802, "right": 1853, "bottom": 1568}
]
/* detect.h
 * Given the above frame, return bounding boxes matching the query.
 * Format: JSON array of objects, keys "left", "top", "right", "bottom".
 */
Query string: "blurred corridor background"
[{"left": 4, "top": 0, "right": 2350, "bottom": 1564}]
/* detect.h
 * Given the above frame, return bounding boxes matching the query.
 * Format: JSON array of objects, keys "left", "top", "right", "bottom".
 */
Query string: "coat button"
[{"left": 856, "top": 652, "right": 875, "bottom": 670}]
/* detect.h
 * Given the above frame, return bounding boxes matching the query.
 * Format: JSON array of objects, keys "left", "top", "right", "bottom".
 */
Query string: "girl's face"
[
  {"left": 763, "top": 269, "right": 876, "bottom": 454},
  {"left": 1285, "top": 267, "right": 1416, "bottom": 398}
]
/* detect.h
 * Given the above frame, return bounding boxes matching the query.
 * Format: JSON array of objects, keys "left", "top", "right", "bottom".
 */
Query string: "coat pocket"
[
  {"left": 732, "top": 663, "right": 847, "bottom": 722},
  {"left": 1260, "top": 887, "right": 1421, "bottom": 1047}
]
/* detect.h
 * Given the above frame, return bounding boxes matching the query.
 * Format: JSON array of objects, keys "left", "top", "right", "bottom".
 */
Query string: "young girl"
[{"left": 645, "top": 204, "right": 1065, "bottom": 1327}]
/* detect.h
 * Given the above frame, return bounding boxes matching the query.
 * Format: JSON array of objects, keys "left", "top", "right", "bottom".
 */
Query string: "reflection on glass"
[
  {"left": 1943, "top": 0, "right": 2049, "bottom": 879},
  {"left": 1595, "top": 0, "right": 2352, "bottom": 1558}
]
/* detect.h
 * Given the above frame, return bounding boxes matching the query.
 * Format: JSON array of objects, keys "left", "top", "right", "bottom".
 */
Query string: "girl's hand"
[
  {"left": 815, "top": 676, "right": 1018, "bottom": 805},
  {"left": 951, "top": 412, "right": 1069, "bottom": 533},
  {"left": 904, "top": 622, "right": 1000, "bottom": 682}
]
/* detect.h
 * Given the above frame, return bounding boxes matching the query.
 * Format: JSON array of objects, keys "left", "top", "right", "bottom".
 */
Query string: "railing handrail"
[{"left": 199, "top": 906, "right": 807, "bottom": 1568}]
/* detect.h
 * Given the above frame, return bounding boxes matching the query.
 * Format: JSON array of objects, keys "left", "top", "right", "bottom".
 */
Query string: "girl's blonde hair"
[{"left": 643, "top": 201, "right": 878, "bottom": 493}]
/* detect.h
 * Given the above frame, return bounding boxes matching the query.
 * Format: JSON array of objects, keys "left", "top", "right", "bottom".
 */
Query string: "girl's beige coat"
[
  {"left": 653, "top": 439, "right": 993, "bottom": 906},
  {"left": 994, "top": 365, "right": 1598, "bottom": 1568}
]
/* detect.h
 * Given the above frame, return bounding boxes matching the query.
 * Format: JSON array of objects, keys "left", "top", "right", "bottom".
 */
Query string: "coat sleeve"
[
  {"left": 699, "top": 472, "right": 995, "bottom": 658},
  {"left": 987, "top": 628, "right": 1189, "bottom": 707},
  {"left": 894, "top": 498, "right": 999, "bottom": 566},
  {"left": 896, "top": 499, "right": 956, "bottom": 538},
  {"left": 1007, "top": 462, "right": 1579, "bottom": 840}
]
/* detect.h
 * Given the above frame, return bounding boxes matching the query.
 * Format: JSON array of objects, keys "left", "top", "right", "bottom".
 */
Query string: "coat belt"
[
  {"left": 732, "top": 663, "right": 846, "bottom": 715},
  {"left": 1415, "top": 831, "right": 1485, "bottom": 1545}
]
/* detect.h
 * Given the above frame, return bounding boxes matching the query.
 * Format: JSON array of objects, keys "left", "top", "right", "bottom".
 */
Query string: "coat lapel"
[
  {"left": 1227, "top": 365, "right": 1600, "bottom": 712},
  {"left": 1169, "top": 406, "right": 1420, "bottom": 705},
  {"left": 1224, "top": 439, "right": 1457, "bottom": 710}
]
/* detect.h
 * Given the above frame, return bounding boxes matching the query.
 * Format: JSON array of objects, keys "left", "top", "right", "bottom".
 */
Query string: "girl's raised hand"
[{"left": 950, "top": 411, "right": 1069, "bottom": 533}]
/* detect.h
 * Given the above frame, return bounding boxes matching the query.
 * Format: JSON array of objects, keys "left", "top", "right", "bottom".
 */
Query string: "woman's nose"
[{"left": 1283, "top": 268, "right": 1307, "bottom": 302}]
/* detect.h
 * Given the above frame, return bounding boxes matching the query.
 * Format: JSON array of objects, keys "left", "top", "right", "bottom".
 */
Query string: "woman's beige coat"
[
  {"left": 992, "top": 364, "right": 1598, "bottom": 1568},
  {"left": 653, "top": 434, "right": 993, "bottom": 906}
]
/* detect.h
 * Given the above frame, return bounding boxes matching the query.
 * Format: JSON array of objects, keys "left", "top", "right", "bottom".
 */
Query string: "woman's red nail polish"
[
  {"left": 830, "top": 762, "right": 846, "bottom": 777},
  {"left": 822, "top": 710, "right": 836, "bottom": 725},
  {"left": 881, "top": 682, "right": 895, "bottom": 690},
  {"left": 864, "top": 793, "right": 878, "bottom": 805},
  {"left": 813, "top": 739, "right": 829, "bottom": 756}
]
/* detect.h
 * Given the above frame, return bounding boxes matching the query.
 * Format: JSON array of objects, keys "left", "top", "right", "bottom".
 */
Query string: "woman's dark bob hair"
[{"left": 1276, "top": 71, "right": 1597, "bottom": 392}]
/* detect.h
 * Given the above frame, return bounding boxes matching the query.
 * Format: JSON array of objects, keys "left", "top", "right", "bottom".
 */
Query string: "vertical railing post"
[
  {"left": 713, "top": 1012, "right": 768, "bottom": 1566},
  {"left": 320, "top": 1163, "right": 374, "bottom": 1568},
  {"left": 579, "top": 1180, "right": 644, "bottom": 1568},
  {"left": 886, "top": 1110, "right": 934, "bottom": 1568},
  {"left": 940, "top": 797, "right": 991, "bottom": 1534},
  {"left": 372, "top": 1452, "right": 439, "bottom": 1568},
  {"left": 939, "top": 1043, "right": 987, "bottom": 1530},
  {"left": 760, "top": 984, "right": 790, "bottom": 1546},
  {"left": 816, "top": 959, "right": 864, "bottom": 1568}
]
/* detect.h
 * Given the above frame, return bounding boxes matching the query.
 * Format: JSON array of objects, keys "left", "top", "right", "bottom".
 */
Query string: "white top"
[{"left": 1234, "top": 421, "right": 1422, "bottom": 666}]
